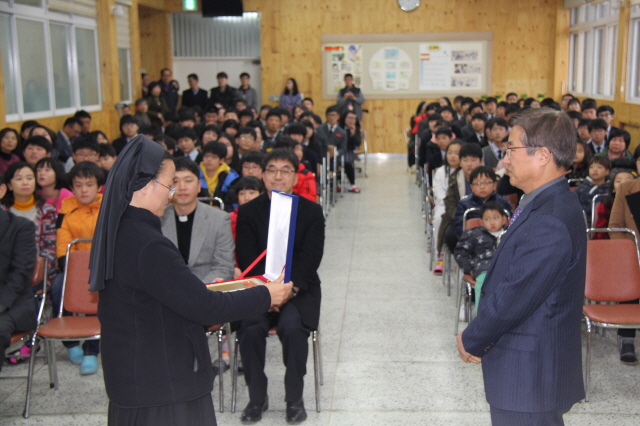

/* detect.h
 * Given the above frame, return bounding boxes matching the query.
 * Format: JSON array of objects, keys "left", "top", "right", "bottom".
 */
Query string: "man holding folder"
[{"left": 236, "top": 148, "right": 325, "bottom": 424}]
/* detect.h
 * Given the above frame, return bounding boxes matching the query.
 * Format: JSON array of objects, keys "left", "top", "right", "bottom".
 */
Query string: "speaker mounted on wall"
[{"left": 202, "top": 0, "right": 243, "bottom": 17}]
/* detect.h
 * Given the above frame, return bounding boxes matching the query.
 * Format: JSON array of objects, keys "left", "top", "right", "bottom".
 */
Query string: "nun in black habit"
[{"left": 88, "top": 135, "right": 292, "bottom": 426}]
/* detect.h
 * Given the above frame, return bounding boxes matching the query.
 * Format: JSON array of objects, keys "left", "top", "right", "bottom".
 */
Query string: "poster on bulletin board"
[{"left": 322, "top": 32, "right": 492, "bottom": 100}]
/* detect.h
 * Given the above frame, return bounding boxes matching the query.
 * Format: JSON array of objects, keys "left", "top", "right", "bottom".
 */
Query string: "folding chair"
[
  {"left": 590, "top": 193, "right": 607, "bottom": 232},
  {"left": 415, "top": 134, "right": 422, "bottom": 186},
  {"left": 453, "top": 208, "right": 482, "bottom": 335},
  {"left": 319, "top": 156, "right": 329, "bottom": 217},
  {"left": 197, "top": 196, "right": 225, "bottom": 210},
  {"left": 231, "top": 327, "right": 323, "bottom": 413},
  {"left": 26, "top": 239, "right": 100, "bottom": 404},
  {"left": 1, "top": 256, "right": 47, "bottom": 418},
  {"left": 354, "top": 129, "right": 368, "bottom": 178},
  {"left": 568, "top": 178, "right": 584, "bottom": 188},
  {"left": 583, "top": 228, "right": 640, "bottom": 402},
  {"left": 206, "top": 324, "right": 228, "bottom": 412}
]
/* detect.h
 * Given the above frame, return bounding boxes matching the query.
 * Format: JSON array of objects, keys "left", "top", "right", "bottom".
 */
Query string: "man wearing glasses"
[
  {"left": 596, "top": 105, "right": 618, "bottom": 142},
  {"left": 235, "top": 149, "right": 325, "bottom": 424},
  {"left": 457, "top": 108, "right": 587, "bottom": 426}
]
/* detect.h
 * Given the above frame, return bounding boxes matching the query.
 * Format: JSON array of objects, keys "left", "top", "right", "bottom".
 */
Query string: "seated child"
[
  {"left": 53, "top": 161, "right": 104, "bottom": 375},
  {"left": 575, "top": 155, "right": 611, "bottom": 226},
  {"left": 199, "top": 141, "right": 239, "bottom": 207},
  {"left": 228, "top": 176, "right": 264, "bottom": 277},
  {"left": 453, "top": 165, "right": 513, "bottom": 237},
  {"left": 98, "top": 143, "right": 117, "bottom": 178},
  {"left": 432, "top": 140, "right": 462, "bottom": 274},
  {"left": 454, "top": 201, "right": 507, "bottom": 312},
  {"left": 593, "top": 165, "right": 637, "bottom": 239},
  {"left": 68, "top": 137, "right": 100, "bottom": 172},
  {"left": 223, "top": 151, "right": 264, "bottom": 212}
]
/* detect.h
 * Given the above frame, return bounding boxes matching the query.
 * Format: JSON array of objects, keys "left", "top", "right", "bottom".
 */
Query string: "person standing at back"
[
  {"left": 337, "top": 73, "right": 365, "bottom": 121},
  {"left": 457, "top": 108, "right": 587, "bottom": 426}
]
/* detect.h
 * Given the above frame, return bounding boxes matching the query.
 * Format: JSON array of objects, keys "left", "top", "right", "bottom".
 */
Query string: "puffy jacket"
[{"left": 56, "top": 194, "right": 102, "bottom": 259}]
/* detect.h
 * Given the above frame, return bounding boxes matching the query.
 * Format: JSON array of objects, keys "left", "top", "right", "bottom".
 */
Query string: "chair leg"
[
  {"left": 312, "top": 331, "right": 321, "bottom": 412},
  {"left": 23, "top": 336, "right": 39, "bottom": 418},
  {"left": 217, "top": 329, "right": 224, "bottom": 413},
  {"left": 231, "top": 335, "right": 239, "bottom": 413},
  {"left": 454, "top": 279, "right": 464, "bottom": 335},
  {"left": 466, "top": 282, "right": 473, "bottom": 324},
  {"left": 446, "top": 249, "right": 452, "bottom": 296},
  {"left": 46, "top": 340, "right": 58, "bottom": 390},
  {"left": 585, "top": 318, "right": 592, "bottom": 403}
]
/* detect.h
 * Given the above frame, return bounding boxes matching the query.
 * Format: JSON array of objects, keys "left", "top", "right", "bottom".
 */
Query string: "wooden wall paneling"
[
  {"left": 96, "top": 0, "right": 121, "bottom": 138},
  {"left": 244, "top": 0, "right": 562, "bottom": 153},
  {"left": 139, "top": 6, "right": 173, "bottom": 79},
  {"left": 554, "top": 2, "right": 570, "bottom": 99},
  {"left": 130, "top": 0, "right": 143, "bottom": 100}
]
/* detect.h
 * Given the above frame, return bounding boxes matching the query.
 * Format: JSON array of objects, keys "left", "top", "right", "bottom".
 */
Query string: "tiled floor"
[{"left": 1, "top": 155, "right": 639, "bottom": 425}]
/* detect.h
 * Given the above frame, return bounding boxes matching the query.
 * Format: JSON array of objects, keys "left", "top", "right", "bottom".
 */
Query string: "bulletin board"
[{"left": 321, "top": 32, "right": 492, "bottom": 100}]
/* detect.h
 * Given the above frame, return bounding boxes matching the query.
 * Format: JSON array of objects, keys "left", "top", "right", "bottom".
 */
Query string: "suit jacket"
[
  {"left": 462, "top": 179, "right": 586, "bottom": 412},
  {"left": 465, "top": 132, "right": 485, "bottom": 145},
  {"left": 587, "top": 139, "right": 607, "bottom": 155},
  {"left": 482, "top": 144, "right": 502, "bottom": 169},
  {"left": 236, "top": 192, "right": 325, "bottom": 330},
  {"left": 0, "top": 210, "right": 37, "bottom": 331},
  {"left": 54, "top": 130, "right": 73, "bottom": 163},
  {"left": 315, "top": 123, "right": 348, "bottom": 158},
  {"left": 181, "top": 88, "right": 209, "bottom": 111},
  {"left": 160, "top": 203, "right": 235, "bottom": 283}
]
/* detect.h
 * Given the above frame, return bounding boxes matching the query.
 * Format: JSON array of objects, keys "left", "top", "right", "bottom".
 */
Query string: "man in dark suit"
[
  {"left": 596, "top": 105, "right": 619, "bottom": 142},
  {"left": 181, "top": 73, "right": 208, "bottom": 111},
  {"left": 236, "top": 148, "right": 325, "bottom": 424},
  {"left": 0, "top": 176, "right": 37, "bottom": 370},
  {"left": 457, "top": 108, "right": 586, "bottom": 425},
  {"left": 314, "top": 105, "right": 347, "bottom": 158}
]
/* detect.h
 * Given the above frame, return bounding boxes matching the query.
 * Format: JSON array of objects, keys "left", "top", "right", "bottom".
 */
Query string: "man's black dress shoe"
[
  {"left": 286, "top": 399, "right": 307, "bottom": 425},
  {"left": 240, "top": 396, "right": 268, "bottom": 424}
]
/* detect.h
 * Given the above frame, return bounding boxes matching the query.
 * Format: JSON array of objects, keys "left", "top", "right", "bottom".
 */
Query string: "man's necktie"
[
  {"left": 596, "top": 146, "right": 601, "bottom": 153},
  {"left": 509, "top": 206, "right": 522, "bottom": 227},
  {"left": 497, "top": 150, "right": 502, "bottom": 159}
]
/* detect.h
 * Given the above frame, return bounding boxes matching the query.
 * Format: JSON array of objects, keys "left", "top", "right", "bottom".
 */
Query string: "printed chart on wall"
[
  {"left": 419, "top": 42, "right": 484, "bottom": 91},
  {"left": 321, "top": 34, "right": 491, "bottom": 99},
  {"left": 325, "top": 44, "right": 363, "bottom": 94},
  {"left": 369, "top": 47, "right": 413, "bottom": 92}
]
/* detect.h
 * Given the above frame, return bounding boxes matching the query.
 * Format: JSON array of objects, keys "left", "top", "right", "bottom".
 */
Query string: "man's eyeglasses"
[
  {"left": 501, "top": 146, "right": 544, "bottom": 158},
  {"left": 239, "top": 136, "right": 255, "bottom": 141},
  {"left": 153, "top": 179, "right": 176, "bottom": 198},
  {"left": 264, "top": 167, "right": 294, "bottom": 178}
]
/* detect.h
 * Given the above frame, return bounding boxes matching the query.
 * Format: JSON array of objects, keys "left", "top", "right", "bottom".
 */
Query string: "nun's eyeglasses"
[{"left": 152, "top": 179, "right": 176, "bottom": 198}]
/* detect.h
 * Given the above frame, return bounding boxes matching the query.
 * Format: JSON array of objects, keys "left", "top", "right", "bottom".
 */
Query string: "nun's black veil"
[{"left": 89, "top": 135, "right": 166, "bottom": 291}]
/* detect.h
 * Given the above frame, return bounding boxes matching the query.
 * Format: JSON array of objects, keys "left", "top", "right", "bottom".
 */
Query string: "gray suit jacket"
[{"left": 160, "top": 203, "right": 235, "bottom": 283}]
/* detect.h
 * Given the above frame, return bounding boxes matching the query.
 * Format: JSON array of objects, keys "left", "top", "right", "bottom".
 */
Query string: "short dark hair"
[
  {"left": 344, "top": 73, "right": 353, "bottom": 79},
  {"left": 302, "top": 97, "right": 314, "bottom": 105},
  {"left": 566, "top": 110, "right": 582, "bottom": 121},
  {"left": 435, "top": 127, "right": 453, "bottom": 138},
  {"left": 596, "top": 105, "right": 614, "bottom": 116},
  {"left": 485, "top": 97, "right": 497, "bottom": 105},
  {"left": 263, "top": 148, "right": 299, "bottom": 171},
  {"left": 240, "top": 72, "right": 250, "bottom": 79},
  {"left": 480, "top": 201, "right": 506, "bottom": 218},
  {"left": 135, "top": 98, "right": 148, "bottom": 106},
  {"left": 471, "top": 112, "right": 487, "bottom": 122},
  {"left": 239, "top": 109, "right": 254, "bottom": 119},
  {"left": 234, "top": 176, "right": 264, "bottom": 193},
  {"left": 68, "top": 161, "right": 105, "bottom": 186},
  {"left": 72, "top": 137, "right": 100, "bottom": 154},
  {"left": 608, "top": 128, "right": 630, "bottom": 149},
  {"left": 237, "top": 126, "right": 257, "bottom": 139},
  {"left": 589, "top": 155, "right": 611, "bottom": 170},
  {"left": 74, "top": 110, "right": 91, "bottom": 120},
  {"left": 588, "top": 119, "right": 608, "bottom": 132},
  {"left": 266, "top": 110, "right": 282, "bottom": 121},
  {"left": 99, "top": 144, "right": 117, "bottom": 158},
  {"left": 140, "top": 126, "right": 159, "bottom": 138},
  {"left": 459, "top": 142, "right": 483, "bottom": 160},
  {"left": 240, "top": 151, "right": 264, "bottom": 170},
  {"left": 284, "top": 123, "right": 307, "bottom": 137},
  {"left": 20, "top": 120, "right": 39, "bottom": 135},
  {"left": 200, "top": 124, "right": 221, "bottom": 139},
  {"left": 24, "top": 136, "right": 52, "bottom": 153},
  {"left": 325, "top": 105, "right": 340, "bottom": 116},
  {"left": 205, "top": 105, "right": 220, "bottom": 115},
  {"left": 187, "top": 73, "right": 198, "bottom": 81},
  {"left": 64, "top": 117, "right": 82, "bottom": 128},
  {"left": 489, "top": 118, "right": 509, "bottom": 131},
  {"left": 173, "top": 156, "right": 200, "bottom": 178},
  {"left": 174, "top": 127, "right": 199, "bottom": 142},
  {"left": 581, "top": 99, "right": 597, "bottom": 111},
  {"left": 505, "top": 104, "right": 520, "bottom": 116},
  {"left": 155, "top": 134, "right": 175, "bottom": 151},
  {"left": 120, "top": 114, "right": 138, "bottom": 128},
  {"left": 506, "top": 92, "right": 518, "bottom": 99},
  {"left": 273, "top": 135, "right": 298, "bottom": 150},
  {"left": 216, "top": 72, "right": 228, "bottom": 79},
  {"left": 511, "top": 108, "right": 576, "bottom": 169},
  {"left": 35, "top": 157, "right": 66, "bottom": 189},
  {"left": 178, "top": 111, "right": 196, "bottom": 123},
  {"left": 221, "top": 119, "right": 240, "bottom": 133},
  {"left": 202, "top": 141, "right": 228, "bottom": 159},
  {"left": 577, "top": 118, "right": 591, "bottom": 129},
  {"left": 272, "top": 106, "right": 291, "bottom": 120},
  {"left": 470, "top": 165, "right": 497, "bottom": 183}
]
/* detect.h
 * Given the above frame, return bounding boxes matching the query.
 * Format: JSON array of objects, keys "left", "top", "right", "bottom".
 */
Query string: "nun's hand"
[{"left": 264, "top": 274, "right": 293, "bottom": 307}]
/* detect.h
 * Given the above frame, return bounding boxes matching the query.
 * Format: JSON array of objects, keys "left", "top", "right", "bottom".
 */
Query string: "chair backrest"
[
  {"left": 30, "top": 256, "right": 45, "bottom": 287},
  {"left": 505, "top": 193, "right": 518, "bottom": 211},
  {"left": 61, "top": 239, "right": 98, "bottom": 315},
  {"left": 463, "top": 207, "right": 480, "bottom": 231},
  {"left": 585, "top": 237, "right": 640, "bottom": 302},
  {"left": 465, "top": 218, "right": 483, "bottom": 230}
]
